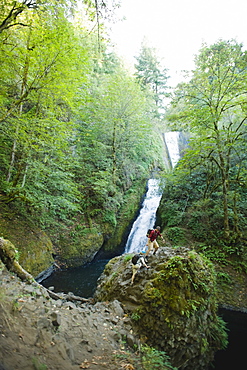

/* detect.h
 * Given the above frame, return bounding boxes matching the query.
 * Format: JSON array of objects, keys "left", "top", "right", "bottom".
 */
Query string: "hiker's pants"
[{"left": 146, "top": 238, "right": 159, "bottom": 253}]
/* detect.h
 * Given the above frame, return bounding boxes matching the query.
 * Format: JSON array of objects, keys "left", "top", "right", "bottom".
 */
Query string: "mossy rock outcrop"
[
  {"left": 0, "top": 208, "right": 53, "bottom": 276},
  {"left": 58, "top": 226, "right": 104, "bottom": 267},
  {"left": 94, "top": 247, "right": 228, "bottom": 370},
  {"left": 99, "top": 178, "right": 148, "bottom": 255}
]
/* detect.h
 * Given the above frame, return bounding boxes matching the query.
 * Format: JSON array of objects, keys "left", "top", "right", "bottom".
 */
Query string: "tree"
[
  {"left": 73, "top": 53, "right": 164, "bottom": 225},
  {"left": 134, "top": 39, "right": 169, "bottom": 111},
  {"left": 0, "top": 0, "right": 91, "bottom": 222},
  {"left": 170, "top": 39, "right": 247, "bottom": 242},
  {"left": 0, "top": 0, "right": 165, "bottom": 238}
]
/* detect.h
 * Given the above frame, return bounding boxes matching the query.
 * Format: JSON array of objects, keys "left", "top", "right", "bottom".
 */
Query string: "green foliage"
[
  {"left": 165, "top": 39, "right": 247, "bottom": 263},
  {"left": 134, "top": 39, "right": 169, "bottom": 113},
  {"left": 0, "top": 0, "right": 91, "bottom": 230},
  {"left": 131, "top": 312, "right": 141, "bottom": 321},
  {"left": 196, "top": 244, "right": 229, "bottom": 265},
  {"left": 159, "top": 144, "right": 247, "bottom": 268},
  {"left": 123, "top": 254, "right": 133, "bottom": 262},
  {"left": 216, "top": 271, "right": 232, "bottom": 285},
  {"left": 144, "top": 252, "right": 217, "bottom": 318},
  {"left": 208, "top": 316, "right": 229, "bottom": 351},
  {"left": 101, "top": 210, "right": 117, "bottom": 227},
  {"left": 73, "top": 58, "right": 164, "bottom": 226},
  {"left": 166, "top": 227, "right": 185, "bottom": 244},
  {"left": 113, "top": 344, "right": 177, "bottom": 370},
  {"left": 0, "top": 0, "right": 166, "bottom": 259},
  {"left": 158, "top": 200, "right": 184, "bottom": 227},
  {"left": 141, "top": 344, "right": 177, "bottom": 370},
  {"left": 12, "top": 300, "right": 20, "bottom": 312}
]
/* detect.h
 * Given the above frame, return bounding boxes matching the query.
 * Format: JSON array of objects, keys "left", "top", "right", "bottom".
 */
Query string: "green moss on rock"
[
  {"left": 57, "top": 225, "right": 104, "bottom": 267},
  {"left": 94, "top": 247, "right": 228, "bottom": 370},
  {"left": 0, "top": 208, "right": 53, "bottom": 276}
]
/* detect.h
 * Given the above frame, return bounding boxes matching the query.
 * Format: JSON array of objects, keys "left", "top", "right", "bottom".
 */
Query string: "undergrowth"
[{"left": 114, "top": 344, "right": 177, "bottom": 370}]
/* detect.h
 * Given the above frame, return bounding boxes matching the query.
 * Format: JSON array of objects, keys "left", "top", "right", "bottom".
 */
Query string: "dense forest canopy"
[
  {"left": 0, "top": 0, "right": 167, "bottom": 237},
  {"left": 134, "top": 38, "right": 169, "bottom": 110}
]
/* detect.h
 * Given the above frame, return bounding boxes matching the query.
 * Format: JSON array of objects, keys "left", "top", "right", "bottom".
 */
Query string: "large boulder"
[{"left": 94, "top": 247, "right": 228, "bottom": 370}]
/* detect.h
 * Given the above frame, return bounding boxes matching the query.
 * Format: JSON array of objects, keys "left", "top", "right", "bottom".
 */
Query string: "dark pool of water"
[
  {"left": 41, "top": 260, "right": 247, "bottom": 369},
  {"left": 41, "top": 259, "right": 109, "bottom": 298},
  {"left": 210, "top": 308, "right": 247, "bottom": 370}
]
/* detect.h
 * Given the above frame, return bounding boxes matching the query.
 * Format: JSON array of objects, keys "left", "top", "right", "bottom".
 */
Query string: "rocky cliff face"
[{"left": 94, "top": 247, "right": 228, "bottom": 370}]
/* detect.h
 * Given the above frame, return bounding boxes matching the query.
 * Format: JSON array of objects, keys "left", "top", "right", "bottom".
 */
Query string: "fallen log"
[
  {"left": 0, "top": 237, "right": 33, "bottom": 282},
  {"left": 0, "top": 237, "right": 91, "bottom": 304}
]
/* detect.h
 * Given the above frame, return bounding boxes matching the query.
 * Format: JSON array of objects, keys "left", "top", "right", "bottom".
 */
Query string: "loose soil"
[{"left": 0, "top": 267, "right": 141, "bottom": 370}]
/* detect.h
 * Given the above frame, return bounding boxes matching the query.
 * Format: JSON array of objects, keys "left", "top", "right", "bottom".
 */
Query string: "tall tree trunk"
[
  {"left": 21, "top": 164, "right": 29, "bottom": 188},
  {"left": 215, "top": 123, "right": 230, "bottom": 239},
  {"left": 6, "top": 126, "right": 19, "bottom": 182},
  {"left": 6, "top": 30, "right": 31, "bottom": 183},
  {"left": 112, "top": 121, "right": 117, "bottom": 184}
]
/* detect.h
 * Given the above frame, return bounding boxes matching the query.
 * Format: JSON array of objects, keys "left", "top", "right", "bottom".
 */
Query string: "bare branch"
[{"left": 0, "top": 1, "right": 37, "bottom": 33}]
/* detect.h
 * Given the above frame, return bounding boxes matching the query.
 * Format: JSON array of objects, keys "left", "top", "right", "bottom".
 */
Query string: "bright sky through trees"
[{"left": 109, "top": 0, "right": 247, "bottom": 86}]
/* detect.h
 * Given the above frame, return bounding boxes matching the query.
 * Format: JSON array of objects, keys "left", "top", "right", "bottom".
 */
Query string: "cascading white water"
[
  {"left": 124, "top": 179, "right": 162, "bottom": 253},
  {"left": 124, "top": 132, "right": 180, "bottom": 254},
  {"left": 164, "top": 132, "right": 180, "bottom": 168}
]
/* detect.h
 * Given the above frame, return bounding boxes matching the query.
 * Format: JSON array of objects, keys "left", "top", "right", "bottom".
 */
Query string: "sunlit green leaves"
[{"left": 164, "top": 39, "right": 247, "bottom": 251}]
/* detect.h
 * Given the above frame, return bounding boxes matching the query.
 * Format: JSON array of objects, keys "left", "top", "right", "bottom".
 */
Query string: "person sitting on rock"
[
  {"left": 131, "top": 252, "right": 150, "bottom": 285},
  {"left": 146, "top": 226, "right": 165, "bottom": 256}
]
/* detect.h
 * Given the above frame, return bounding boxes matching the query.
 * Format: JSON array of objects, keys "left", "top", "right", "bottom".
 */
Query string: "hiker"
[
  {"left": 146, "top": 226, "right": 165, "bottom": 256},
  {"left": 131, "top": 252, "right": 150, "bottom": 285}
]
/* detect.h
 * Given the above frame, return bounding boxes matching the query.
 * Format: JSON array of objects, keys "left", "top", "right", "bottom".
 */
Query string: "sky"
[{"left": 109, "top": 0, "right": 247, "bottom": 86}]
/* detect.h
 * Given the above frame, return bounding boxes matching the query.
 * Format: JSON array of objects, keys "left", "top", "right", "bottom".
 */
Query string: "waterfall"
[
  {"left": 164, "top": 132, "right": 180, "bottom": 168},
  {"left": 124, "top": 131, "right": 180, "bottom": 254},
  {"left": 124, "top": 179, "right": 162, "bottom": 253}
]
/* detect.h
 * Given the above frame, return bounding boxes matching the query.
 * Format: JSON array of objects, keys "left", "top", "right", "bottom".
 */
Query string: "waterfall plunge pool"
[{"left": 42, "top": 258, "right": 109, "bottom": 298}]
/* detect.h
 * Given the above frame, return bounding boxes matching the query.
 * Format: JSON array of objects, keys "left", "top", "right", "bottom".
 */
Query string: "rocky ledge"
[{"left": 0, "top": 266, "right": 145, "bottom": 370}]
